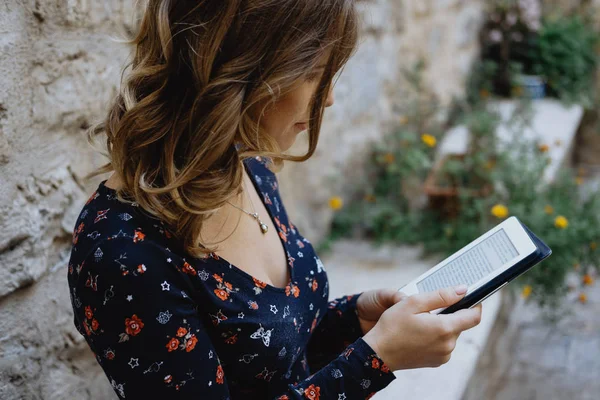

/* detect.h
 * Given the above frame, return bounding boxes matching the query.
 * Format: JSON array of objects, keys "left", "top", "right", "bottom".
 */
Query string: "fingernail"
[{"left": 454, "top": 285, "right": 468, "bottom": 295}]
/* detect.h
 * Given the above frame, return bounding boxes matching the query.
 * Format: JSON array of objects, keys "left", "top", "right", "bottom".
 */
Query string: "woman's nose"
[{"left": 325, "top": 88, "right": 335, "bottom": 108}]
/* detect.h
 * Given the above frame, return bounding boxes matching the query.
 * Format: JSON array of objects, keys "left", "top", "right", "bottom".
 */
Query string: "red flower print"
[
  {"left": 83, "top": 321, "right": 92, "bottom": 336},
  {"left": 164, "top": 229, "right": 172, "bottom": 238},
  {"left": 84, "top": 306, "right": 93, "bottom": 320},
  {"left": 371, "top": 358, "right": 380, "bottom": 369},
  {"left": 304, "top": 384, "right": 320, "bottom": 400},
  {"left": 91, "top": 319, "right": 99, "bottom": 331},
  {"left": 310, "top": 318, "right": 317, "bottom": 333},
  {"left": 105, "top": 349, "right": 115, "bottom": 360},
  {"left": 279, "top": 230, "right": 287, "bottom": 242},
  {"left": 166, "top": 338, "right": 179, "bottom": 352},
  {"left": 214, "top": 288, "right": 229, "bottom": 301},
  {"left": 216, "top": 365, "right": 224, "bottom": 384},
  {"left": 176, "top": 327, "right": 187, "bottom": 337},
  {"left": 248, "top": 301, "right": 259, "bottom": 310},
  {"left": 381, "top": 363, "right": 391, "bottom": 373},
  {"left": 185, "top": 334, "right": 198, "bottom": 352},
  {"left": 224, "top": 281, "right": 233, "bottom": 290},
  {"left": 164, "top": 375, "right": 173, "bottom": 384},
  {"left": 213, "top": 273, "right": 223, "bottom": 283},
  {"left": 133, "top": 229, "right": 145, "bottom": 243},
  {"left": 125, "top": 314, "right": 144, "bottom": 336},
  {"left": 253, "top": 277, "right": 267, "bottom": 289},
  {"left": 285, "top": 283, "right": 300, "bottom": 298},
  {"left": 366, "top": 393, "right": 376, "bottom": 399},
  {"left": 136, "top": 264, "right": 146, "bottom": 274},
  {"left": 277, "top": 396, "right": 289, "bottom": 400},
  {"left": 181, "top": 262, "right": 196, "bottom": 276},
  {"left": 311, "top": 279, "right": 318, "bottom": 292}
]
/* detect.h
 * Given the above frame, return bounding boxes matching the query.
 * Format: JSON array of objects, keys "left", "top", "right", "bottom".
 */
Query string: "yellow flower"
[
  {"left": 484, "top": 159, "right": 496, "bottom": 170},
  {"left": 364, "top": 194, "right": 376, "bottom": 203},
  {"left": 421, "top": 134, "right": 437, "bottom": 148},
  {"left": 491, "top": 204, "right": 509, "bottom": 219},
  {"left": 554, "top": 215, "right": 568, "bottom": 229},
  {"left": 579, "top": 293, "right": 587, "bottom": 304},
  {"left": 328, "top": 196, "right": 343, "bottom": 211},
  {"left": 576, "top": 177, "right": 584, "bottom": 185},
  {"left": 583, "top": 274, "right": 594, "bottom": 286},
  {"left": 591, "top": 242, "right": 597, "bottom": 251},
  {"left": 383, "top": 152, "right": 395, "bottom": 165},
  {"left": 512, "top": 86, "right": 524, "bottom": 97},
  {"left": 544, "top": 205, "right": 554, "bottom": 215},
  {"left": 522, "top": 285, "right": 532, "bottom": 299},
  {"left": 538, "top": 144, "right": 550, "bottom": 153}
]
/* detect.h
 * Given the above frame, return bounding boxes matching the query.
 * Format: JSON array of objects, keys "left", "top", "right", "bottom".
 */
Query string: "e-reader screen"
[{"left": 416, "top": 229, "right": 520, "bottom": 293}]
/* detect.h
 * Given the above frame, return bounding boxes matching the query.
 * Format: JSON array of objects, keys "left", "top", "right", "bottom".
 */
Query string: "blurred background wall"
[{"left": 0, "top": 0, "right": 485, "bottom": 398}]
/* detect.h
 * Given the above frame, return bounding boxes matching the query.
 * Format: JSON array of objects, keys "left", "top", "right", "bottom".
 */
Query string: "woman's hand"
[
  {"left": 356, "top": 288, "right": 408, "bottom": 335},
  {"left": 362, "top": 285, "right": 483, "bottom": 372}
]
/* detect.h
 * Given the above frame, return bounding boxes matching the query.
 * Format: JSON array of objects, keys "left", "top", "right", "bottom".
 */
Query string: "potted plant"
[{"left": 480, "top": 0, "right": 545, "bottom": 98}]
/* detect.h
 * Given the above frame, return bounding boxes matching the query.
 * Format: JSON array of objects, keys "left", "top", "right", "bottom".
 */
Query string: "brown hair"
[{"left": 85, "top": 0, "right": 359, "bottom": 258}]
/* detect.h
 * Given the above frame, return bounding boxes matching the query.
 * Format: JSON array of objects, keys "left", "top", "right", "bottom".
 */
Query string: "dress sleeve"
[
  {"left": 72, "top": 237, "right": 233, "bottom": 399},
  {"left": 72, "top": 239, "right": 395, "bottom": 399},
  {"left": 281, "top": 337, "right": 396, "bottom": 400},
  {"left": 306, "top": 293, "right": 365, "bottom": 371}
]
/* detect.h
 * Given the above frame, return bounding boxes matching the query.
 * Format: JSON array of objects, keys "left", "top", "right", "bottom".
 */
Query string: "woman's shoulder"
[{"left": 70, "top": 180, "right": 174, "bottom": 257}]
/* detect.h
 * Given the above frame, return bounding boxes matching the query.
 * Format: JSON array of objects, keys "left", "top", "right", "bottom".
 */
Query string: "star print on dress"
[
  {"left": 128, "top": 358, "right": 139, "bottom": 369},
  {"left": 161, "top": 281, "right": 170, "bottom": 291},
  {"left": 270, "top": 305, "right": 278, "bottom": 314}
]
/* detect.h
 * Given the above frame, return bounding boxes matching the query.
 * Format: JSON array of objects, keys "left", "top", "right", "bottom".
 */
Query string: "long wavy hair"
[{"left": 84, "top": 0, "right": 359, "bottom": 258}]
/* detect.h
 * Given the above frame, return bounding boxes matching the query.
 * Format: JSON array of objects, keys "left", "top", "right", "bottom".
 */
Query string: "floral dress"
[{"left": 67, "top": 156, "right": 396, "bottom": 399}]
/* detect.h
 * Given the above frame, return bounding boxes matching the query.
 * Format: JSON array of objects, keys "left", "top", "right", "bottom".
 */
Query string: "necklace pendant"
[{"left": 259, "top": 222, "right": 269, "bottom": 234}]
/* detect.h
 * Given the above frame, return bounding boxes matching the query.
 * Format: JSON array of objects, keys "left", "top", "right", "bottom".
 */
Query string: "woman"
[{"left": 67, "top": 1, "right": 482, "bottom": 399}]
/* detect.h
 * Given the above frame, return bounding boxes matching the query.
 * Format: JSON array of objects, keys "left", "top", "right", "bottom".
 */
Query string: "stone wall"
[{"left": 0, "top": 0, "right": 484, "bottom": 398}]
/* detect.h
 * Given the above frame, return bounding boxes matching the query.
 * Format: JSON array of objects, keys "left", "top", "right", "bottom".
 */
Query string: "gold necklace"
[{"left": 226, "top": 181, "right": 269, "bottom": 234}]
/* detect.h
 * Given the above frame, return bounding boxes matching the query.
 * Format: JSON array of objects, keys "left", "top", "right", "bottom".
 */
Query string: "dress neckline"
[{"left": 97, "top": 157, "right": 293, "bottom": 293}]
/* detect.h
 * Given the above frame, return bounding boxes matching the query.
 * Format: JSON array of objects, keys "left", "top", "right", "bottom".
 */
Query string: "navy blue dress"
[{"left": 67, "top": 156, "right": 396, "bottom": 399}]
